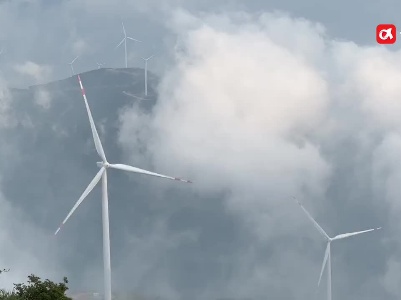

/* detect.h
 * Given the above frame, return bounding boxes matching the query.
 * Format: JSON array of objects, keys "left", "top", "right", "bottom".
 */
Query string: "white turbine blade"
[
  {"left": 77, "top": 75, "right": 107, "bottom": 162},
  {"left": 108, "top": 163, "right": 192, "bottom": 183},
  {"left": 122, "top": 21, "right": 126, "bottom": 36},
  {"left": 127, "top": 37, "right": 142, "bottom": 42},
  {"left": 55, "top": 167, "right": 105, "bottom": 235},
  {"left": 296, "top": 198, "right": 330, "bottom": 240},
  {"left": 71, "top": 56, "right": 79, "bottom": 64},
  {"left": 122, "top": 91, "right": 147, "bottom": 100},
  {"left": 141, "top": 55, "right": 154, "bottom": 61},
  {"left": 115, "top": 38, "right": 125, "bottom": 49},
  {"left": 332, "top": 227, "right": 380, "bottom": 241},
  {"left": 318, "top": 242, "right": 330, "bottom": 287}
]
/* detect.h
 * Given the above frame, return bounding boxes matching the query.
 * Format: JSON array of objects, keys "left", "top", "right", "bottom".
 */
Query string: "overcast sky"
[{"left": 1, "top": 1, "right": 401, "bottom": 300}]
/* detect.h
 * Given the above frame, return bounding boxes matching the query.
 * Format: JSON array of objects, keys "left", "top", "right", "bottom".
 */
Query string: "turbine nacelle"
[{"left": 97, "top": 161, "right": 110, "bottom": 168}]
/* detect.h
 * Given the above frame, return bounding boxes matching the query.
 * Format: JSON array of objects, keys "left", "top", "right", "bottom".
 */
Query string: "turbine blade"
[
  {"left": 122, "top": 21, "right": 126, "bottom": 36},
  {"left": 296, "top": 198, "right": 330, "bottom": 240},
  {"left": 55, "top": 167, "right": 105, "bottom": 235},
  {"left": 142, "top": 55, "right": 154, "bottom": 61},
  {"left": 115, "top": 38, "right": 125, "bottom": 49},
  {"left": 71, "top": 56, "right": 79, "bottom": 64},
  {"left": 108, "top": 163, "right": 192, "bottom": 183},
  {"left": 127, "top": 37, "right": 142, "bottom": 42},
  {"left": 77, "top": 75, "right": 107, "bottom": 162},
  {"left": 318, "top": 243, "right": 330, "bottom": 287},
  {"left": 122, "top": 91, "right": 147, "bottom": 100},
  {"left": 332, "top": 227, "right": 380, "bottom": 240}
]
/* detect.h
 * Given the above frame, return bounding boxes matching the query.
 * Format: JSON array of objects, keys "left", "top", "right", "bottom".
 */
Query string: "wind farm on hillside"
[{"left": 0, "top": 6, "right": 393, "bottom": 300}]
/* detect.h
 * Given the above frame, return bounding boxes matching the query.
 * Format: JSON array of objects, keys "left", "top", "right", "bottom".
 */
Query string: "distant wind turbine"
[
  {"left": 96, "top": 62, "right": 105, "bottom": 69},
  {"left": 68, "top": 56, "right": 79, "bottom": 76},
  {"left": 296, "top": 198, "right": 380, "bottom": 300},
  {"left": 54, "top": 74, "right": 192, "bottom": 300},
  {"left": 115, "top": 22, "right": 141, "bottom": 68},
  {"left": 141, "top": 55, "right": 153, "bottom": 96}
]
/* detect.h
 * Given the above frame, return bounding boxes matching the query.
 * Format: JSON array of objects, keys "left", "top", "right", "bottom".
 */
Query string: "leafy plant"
[{"left": 0, "top": 272, "right": 71, "bottom": 300}]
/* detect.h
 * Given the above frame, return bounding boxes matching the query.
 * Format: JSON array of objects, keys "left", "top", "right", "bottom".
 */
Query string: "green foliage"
[{"left": 0, "top": 273, "right": 72, "bottom": 300}]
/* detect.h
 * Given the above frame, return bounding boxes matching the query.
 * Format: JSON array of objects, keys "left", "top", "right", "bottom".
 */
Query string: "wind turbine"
[
  {"left": 115, "top": 22, "right": 141, "bottom": 68},
  {"left": 141, "top": 55, "right": 153, "bottom": 96},
  {"left": 68, "top": 56, "right": 79, "bottom": 76},
  {"left": 296, "top": 199, "right": 380, "bottom": 300},
  {"left": 96, "top": 62, "right": 105, "bottom": 69},
  {"left": 54, "top": 74, "right": 192, "bottom": 300}
]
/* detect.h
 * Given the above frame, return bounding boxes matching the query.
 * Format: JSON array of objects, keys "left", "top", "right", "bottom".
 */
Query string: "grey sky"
[{"left": 0, "top": 1, "right": 400, "bottom": 300}]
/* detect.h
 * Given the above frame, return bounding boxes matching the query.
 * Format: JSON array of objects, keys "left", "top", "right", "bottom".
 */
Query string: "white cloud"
[
  {"left": 34, "top": 88, "right": 52, "bottom": 110},
  {"left": 13, "top": 61, "right": 52, "bottom": 84},
  {"left": 119, "top": 11, "right": 332, "bottom": 240},
  {"left": 116, "top": 9, "right": 401, "bottom": 298},
  {"left": 381, "top": 257, "right": 401, "bottom": 296},
  {"left": 72, "top": 38, "right": 88, "bottom": 57}
]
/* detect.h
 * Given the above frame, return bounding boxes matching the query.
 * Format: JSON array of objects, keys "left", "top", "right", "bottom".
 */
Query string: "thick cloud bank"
[{"left": 117, "top": 10, "right": 400, "bottom": 299}]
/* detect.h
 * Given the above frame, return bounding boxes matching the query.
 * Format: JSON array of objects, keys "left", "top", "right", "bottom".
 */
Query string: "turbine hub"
[{"left": 96, "top": 161, "right": 110, "bottom": 168}]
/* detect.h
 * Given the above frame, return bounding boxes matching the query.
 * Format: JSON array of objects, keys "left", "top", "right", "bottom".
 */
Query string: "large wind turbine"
[
  {"left": 115, "top": 22, "right": 141, "bottom": 68},
  {"left": 55, "top": 74, "right": 192, "bottom": 300},
  {"left": 141, "top": 55, "right": 153, "bottom": 96},
  {"left": 68, "top": 56, "right": 79, "bottom": 76},
  {"left": 296, "top": 199, "right": 380, "bottom": 300}
]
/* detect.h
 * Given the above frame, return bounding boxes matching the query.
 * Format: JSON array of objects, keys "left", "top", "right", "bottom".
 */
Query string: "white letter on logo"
[{"left": 379, "top": 28, "right": 393, "bottom": 40}]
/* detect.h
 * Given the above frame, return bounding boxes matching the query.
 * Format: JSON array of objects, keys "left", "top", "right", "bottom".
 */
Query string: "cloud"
[
  {"left": 115, "top": 9, "right": 401, "bottom": 299},
  {"left": 34, "top": 88, "right": 52, "bottom": 110},
  {"left": 0, "top": 79, "right": 14, "bottom": 129},
  {"left": 119, "top": 10, "right": 332, "bottom": 238},
  {"left": 13, "top": 61, "right": 53, "bottom": 84},
  {"left": 72, "top": 39, "right": 88, "bottom": 57}
]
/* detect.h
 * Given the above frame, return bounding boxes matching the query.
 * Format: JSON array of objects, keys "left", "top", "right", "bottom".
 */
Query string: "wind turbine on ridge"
[
  {"left": 96, "top": 62, "right": 105, "bottom": 69},
  {"left": 141, "top": 55, "right": 153, "bottom": 96},
  {"left": 54, "top": 74, "right": 192, "bottom": 300},
  {"left": 68, "top": 56, "right": 79, "bottom": 76},
  {"left": 296, "top": 198, "right": 381, "bottom": 300},
  {"left": 115, "top": 21, "right": 141, "bottom": 68}
]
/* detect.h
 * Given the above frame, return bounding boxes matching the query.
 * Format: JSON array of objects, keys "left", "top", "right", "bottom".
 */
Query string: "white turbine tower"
[
  {"left": 55, "top": 74, "right": 192, "bottom": 300},
  {"left": 296, "top": 199, "right": 380, "bottom": 300},
  {"left": 68, "top": 56, "right": 79, "bottom": 76},
  {"left": 115, "top": 22, "right": 141, "bottom": 68},
  {"left": 141, "top": 55, "right": 153, "bottom": 96}
]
